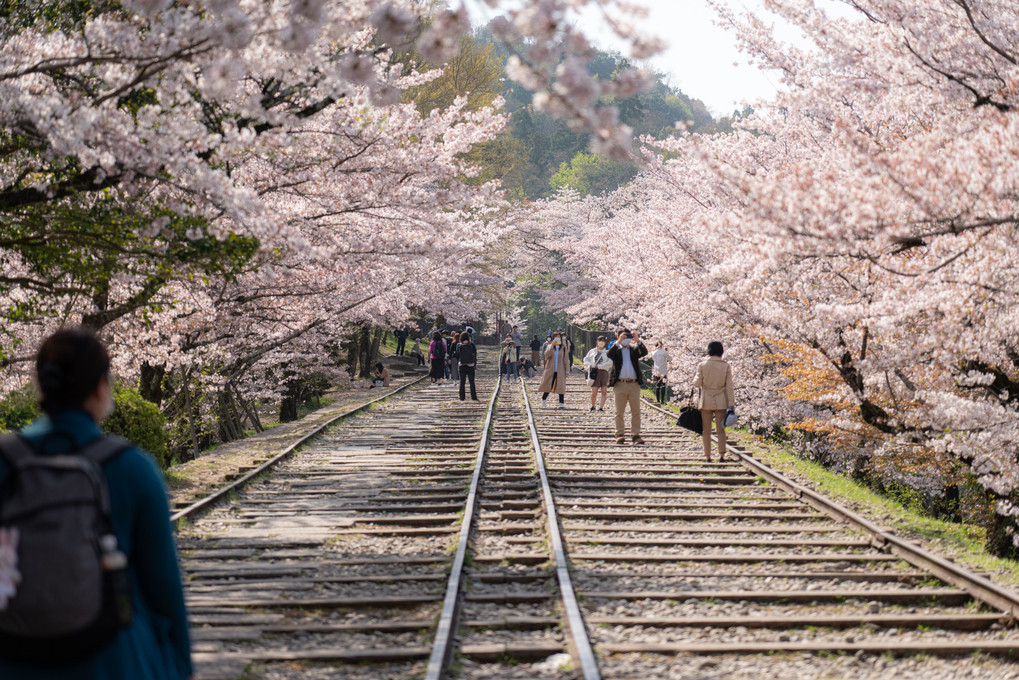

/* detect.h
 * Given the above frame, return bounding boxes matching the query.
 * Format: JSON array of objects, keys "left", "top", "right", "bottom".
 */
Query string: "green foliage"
[
  {"left": 0, "top": 198, "right": 259, "bottom": 333},
  {"left": 516, "top": 274, "right": 567, "bottom": 337},
  {"left": 549, "top": 152, "right": 637, "bottom": 197},
  {"left": 0, "top": 0, "right": 120, "bottom": 32},
  {"left": 105, "top": 386, "right": 169, "bottom": 467},
  {"left": 0, "top": 386, "right": 41, "bottom": 432}
]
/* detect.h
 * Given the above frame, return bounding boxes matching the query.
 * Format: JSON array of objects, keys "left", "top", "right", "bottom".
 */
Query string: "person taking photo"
[{"left": 607, "top": 329, "right": 649, "bottom": 444}]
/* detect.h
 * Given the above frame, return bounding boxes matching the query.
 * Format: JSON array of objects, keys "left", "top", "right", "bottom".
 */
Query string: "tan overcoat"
[
  {"left": 537, "top": 344, "right": 570, "bottom": 394},
  {"left": 693, "top": 356, "right": 735, "bottom": 410}
]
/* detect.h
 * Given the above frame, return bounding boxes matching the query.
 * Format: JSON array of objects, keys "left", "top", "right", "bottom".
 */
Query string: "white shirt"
[
  {"left": 619, "top": 344, "right": 638, "bottom": 380},
  {"left": 652, "top": 349, "right": 671, "bottom": 376},
  {"left": 553, "top": 346, "right": 560, "bottom": 369},
  {"left": 585, "top": 347, "right": 611, "bottom": 370}
]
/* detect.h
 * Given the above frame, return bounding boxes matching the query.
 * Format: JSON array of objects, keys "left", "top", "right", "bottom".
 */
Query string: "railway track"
[
  {"left": 526, "top": 380, "right": 1019, "bottom": 679},
  {"left": 179, "top": 359, "right": 1019, "bottom": 680}
]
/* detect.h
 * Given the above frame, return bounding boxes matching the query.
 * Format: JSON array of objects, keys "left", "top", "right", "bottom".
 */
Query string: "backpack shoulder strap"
[
  {"left": 78, "top": 435, "right": 132, "bottom": 465},
  {"left": 0, "top": 432, "right": 37, "bottom": 467}
]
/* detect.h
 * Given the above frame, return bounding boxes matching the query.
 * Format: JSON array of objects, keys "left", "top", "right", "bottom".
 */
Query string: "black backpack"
[
  {"left": 0, "top": 433, "right": 134, "bottom": 661},
  {"left": 457, "top": 342, "right": 477, "bottom": 366}
]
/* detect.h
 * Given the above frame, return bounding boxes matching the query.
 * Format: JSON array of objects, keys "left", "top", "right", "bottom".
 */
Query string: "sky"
[{"left": 462, "top": 1, "right": 850, "bottom": 118}]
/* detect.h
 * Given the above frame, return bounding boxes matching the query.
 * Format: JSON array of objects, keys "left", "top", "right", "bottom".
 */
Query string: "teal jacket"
[{"left": 0, "top": 410, "right": 192, "bottom": 679}]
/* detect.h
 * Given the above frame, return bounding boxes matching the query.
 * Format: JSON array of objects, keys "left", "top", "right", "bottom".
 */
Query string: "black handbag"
[{"left": 677, "top": 406, "right": 702, "bottom": 434}]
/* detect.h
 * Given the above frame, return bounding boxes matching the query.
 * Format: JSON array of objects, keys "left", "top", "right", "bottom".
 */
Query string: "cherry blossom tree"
[{"left": 525, "top": 0, "right": 1019, "bottom": 554}]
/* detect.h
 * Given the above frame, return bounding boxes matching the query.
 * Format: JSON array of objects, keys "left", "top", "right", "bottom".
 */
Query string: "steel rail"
[
  {"left": 641, "top": 397, "right": 1019, "bottom": 619},
  {"left": 424, "top": 371, "right": 503, "bottom": 680},
  {"left": 521, "top": 382, "right": 602, "bottom": 680},
  {"left": 171, "top": 374, "right": 427, "bottom": 525}
]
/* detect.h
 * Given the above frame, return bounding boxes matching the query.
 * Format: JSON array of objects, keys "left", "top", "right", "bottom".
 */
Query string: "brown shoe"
[
  {"left": 615, "top": 436, "right": 625, "bottom": 444},
  {"left": 633, "top": 436, "right": 645, "bottom": 445}
]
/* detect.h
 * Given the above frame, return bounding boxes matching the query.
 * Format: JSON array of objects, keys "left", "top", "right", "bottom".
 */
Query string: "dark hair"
[
  {"left": 617, "top": 328, "right": 631, "bottom": 337},
  {"left": 36, "top": 328, "right": 111, "bottom": 415},
  {"left": 450, "top": 332, "right": 460, "bottom": 343},
  {"left": 462, "top": 330, "right": 472, "bottom": 339},
  {"left": 708, "top": 341, "right": 724, "bottom": 357},
  {"left": 374, "top": 362, "right": 384, "bottom": 371},
  {"left": 432, "top": 331, "right": 442, "bottom": 342},
  {"left": 597, "top": 335, "right": 607, "bottom": 342}
]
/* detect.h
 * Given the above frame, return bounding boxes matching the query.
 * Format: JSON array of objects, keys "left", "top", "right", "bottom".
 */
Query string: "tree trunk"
[
  {"left": 183, "top": 368, "right": 200, "bottom": 460},
  {"left": 986, "top": 512, "right": 1019, "bottom": 559},
  {"left": 344, "top": 332, "right": 360, "bottom": 379},
  {"left": 368, "top": 326, "right": 384, "bottom": 371},
  {"left": 217, "top": 391, "right": 243, "bottom": 442},
  {"left": 279, "top": 379, "right": 300, "bottom": 423},
  {"left": 139, "top": 362, "right": 166, "bottom": 406},
  {"left": 358, "top": 325, "right": 372, "bottom": 377},
  {"left": 231, "top": 383, "right": 263, "bottom": 433}
]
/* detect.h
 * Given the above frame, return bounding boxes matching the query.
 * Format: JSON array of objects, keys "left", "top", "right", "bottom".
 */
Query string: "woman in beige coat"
[
  {"left": 693, "top": 341, "right": 735, "bottom": 461},
  {"left": 538, "top": 332, "right": 570, "bottom": 408}
]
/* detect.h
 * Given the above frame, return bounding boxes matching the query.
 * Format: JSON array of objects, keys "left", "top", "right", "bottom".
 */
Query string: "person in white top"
[
  {"left": 583, "top": 335, "right": 614, "bottom": 412},
  {"left": 650, "top": 340, "right": 671, "bottom": 405}
]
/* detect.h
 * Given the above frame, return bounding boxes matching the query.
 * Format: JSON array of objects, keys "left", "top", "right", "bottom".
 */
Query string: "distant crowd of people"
[{"left": 395, "top": 324, "right": 736, "bottom": 457}]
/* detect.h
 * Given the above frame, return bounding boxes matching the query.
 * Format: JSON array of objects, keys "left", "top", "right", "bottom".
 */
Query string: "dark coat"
[{"left": 606, "top": 341, "right": 649, "bottom": 387}]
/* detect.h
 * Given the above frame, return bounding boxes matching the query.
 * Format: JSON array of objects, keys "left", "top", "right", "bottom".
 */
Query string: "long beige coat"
[
  {"left": 537, "top": 345, "right": 570, "bottom": 394},
  {"left": 693, "top": 356, "right": 735, "bottom": 410}
]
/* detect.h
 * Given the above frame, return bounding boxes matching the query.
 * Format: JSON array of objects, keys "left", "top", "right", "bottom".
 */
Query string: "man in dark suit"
[{"left": 607, "top": 329, "right": 649, "bottom": 444}]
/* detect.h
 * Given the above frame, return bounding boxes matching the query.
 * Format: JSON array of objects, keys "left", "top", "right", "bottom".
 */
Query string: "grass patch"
[
  {"left": 736, "top": 434, "right": 1019, "bottom": 588},
  {"left": 162, "top": 467, "right": 190, "bottom": 489}
]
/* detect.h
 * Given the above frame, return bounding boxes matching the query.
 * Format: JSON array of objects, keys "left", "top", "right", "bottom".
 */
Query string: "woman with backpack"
[
  {"left": 583, "top": 335, "right": 613, "bottom": 412},
  {"left": 428, "top": 330, "right": 446, "bottom": 386},
  {"left": 0, "top": 329, "right": 192, "bottom": 679}
]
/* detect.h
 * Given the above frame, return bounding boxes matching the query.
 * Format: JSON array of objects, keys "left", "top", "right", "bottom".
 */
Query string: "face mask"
[
  {"left": 597, "top": 341, "right": 606, "bottom": 348},
  {"left": 620, "top": 338, "right": 632, "bottom": 347}
]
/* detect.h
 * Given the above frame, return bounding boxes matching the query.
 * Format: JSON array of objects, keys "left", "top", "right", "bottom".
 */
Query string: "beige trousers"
[
  {"left": 613, "top": 381, "right": 641, "bottom": 437},
  {"left": 700, "top": 409, "right": 727, "bottom": 458}
]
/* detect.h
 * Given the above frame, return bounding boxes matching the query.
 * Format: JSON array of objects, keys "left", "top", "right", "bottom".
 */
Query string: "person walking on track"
[
  {"left": 428, "top": 331, "right": 446, "bottom": 386},
  {"left": 441, "top": 331, "right": 452, "bottom": 379},
  {"left": 539, "top": 332, "right": 570, "bottom": 407},
  {"left": 456, "top": 330, "right": 479, "bottom": 401},
  {"left": 511, "top": 326, "right": 523, "bottom": 361},
  {"left": 448, "top": 332, "right": 460, "bottom": 383},
  {"left": 0, "top": 329, "right": 193, "bottom": 680},
  {"left": 410, "top": 338, "right": 425, "bottom": 366},
  {"left": 583, "top": 335, "right": 613, "bottom": 412},
  {"left": 693, "top": 341, "right": 736, "bottom": 461},
  {"left": 651, "top": 339, "right": 671, "bottom": 405},
  {"left": 500, "top": 335, "right": 519, "bottom": 381},
  {"left": 529, "top": 334, "right": 542, "bottom": 367},
  {"left": 607, "top": 329, "right": 649, "bottom": 444},
  {"left": 395, "top": 326, "right": 408, "bottom": 356}
]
